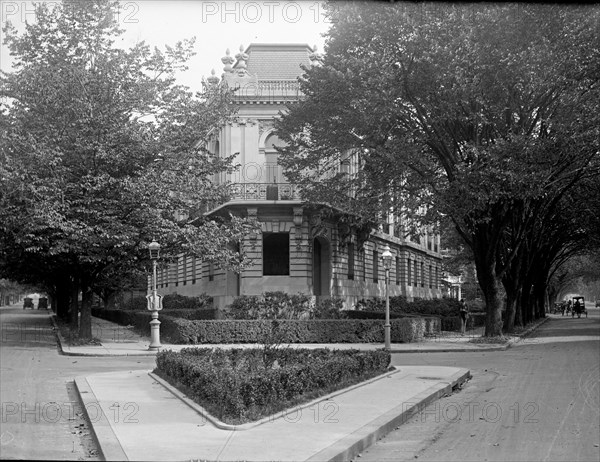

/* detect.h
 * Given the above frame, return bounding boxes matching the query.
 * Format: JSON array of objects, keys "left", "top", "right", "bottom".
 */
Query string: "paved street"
[
  {"left": 1, "top": 302, "right": 598, "bottom": 461},
  {"left": 0, "top": 304, "right": 156, "bottom": 460},
  {"left": 360, "top": 309, "right": 600, "bottom": 461}
]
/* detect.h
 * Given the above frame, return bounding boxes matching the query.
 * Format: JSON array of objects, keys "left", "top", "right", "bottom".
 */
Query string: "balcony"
[
  {"left": 229, "top": 183, "right": 301, "bottom": 201},
  {"left": 229, "top": 79, "right": 301, "bottom": 102},
  {"left": 205, "top": 183, "right": 302, "bottom": 213}
]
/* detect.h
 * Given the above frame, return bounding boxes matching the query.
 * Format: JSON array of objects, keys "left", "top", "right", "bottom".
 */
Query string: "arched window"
[{"left": 264, "top": 133, "right": 287, "bottom": 183}]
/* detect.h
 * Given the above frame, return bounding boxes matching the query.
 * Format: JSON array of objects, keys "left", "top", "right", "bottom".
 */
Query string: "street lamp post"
[
  {"left": 381, "top": 244, "right": 393, "bottom": 351},
  {"left": 147, "top": 240, "right": 163, "bottom": 350}
]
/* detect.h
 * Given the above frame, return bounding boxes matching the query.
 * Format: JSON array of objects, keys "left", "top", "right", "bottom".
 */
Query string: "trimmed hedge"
[
  {"left": 356, "top": 296, "right": 463, "bottom": 317},
  {"left": 152, "top": 317, "right": 440, "bottom": 344},
  {"left": 92, "top": 309, "right": 440, "bottom": 344},
  {"left": 119, "top": 293, "right": 213, "bottom": 311},
  {"left": 154, "top": 347, "right": 391, "bottom": 423}
]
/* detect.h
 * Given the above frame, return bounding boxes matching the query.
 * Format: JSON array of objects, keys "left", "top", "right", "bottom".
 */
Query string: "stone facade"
[{"left": 156, "top": 43, "right": 442, "bottom": 308}]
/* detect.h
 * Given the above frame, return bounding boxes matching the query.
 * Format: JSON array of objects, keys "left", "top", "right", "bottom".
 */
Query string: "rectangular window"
[
  {"left": 407, "top": 258, "right": 411, "bottom": 286},
  {"left": 396, "top": 256, "right": 401, "bottom": 285},
  {"left": 414, "top": 260, "right": 418, "bottom": 286},
  {"left": 429, "top": 265, "right": 433, "bottom": 288},
  {"left": 192, "top": 256, "right": 197, "bottom": 284},
  {"left": 348, "top": 243, "right": 355, "bottom": 280},
  {"left": 182, "top": 255, "right": 187, "bottom": 285},
  {"left": 208, "top": 261, "right": 214, "bottom": 281},
  {"left": 420, "top": 262, "right": 425, "bottom": 287},
  {"left": 362, "top": 250, "right": 366, "bottom": 281},
  {"left": 373, "top": 249, "right": 378, "bottom": 283},
  {"left": 263, "top": 232, "right": 290, "bottom": 275}
]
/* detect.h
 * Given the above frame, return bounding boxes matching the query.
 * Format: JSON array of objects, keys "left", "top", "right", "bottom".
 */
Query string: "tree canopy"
[
  {"left": 276, "top": 2, "right": 600, "bottom": 335},
  {"left": 0, "top": 0, "right": 254, "bottom": 337}
]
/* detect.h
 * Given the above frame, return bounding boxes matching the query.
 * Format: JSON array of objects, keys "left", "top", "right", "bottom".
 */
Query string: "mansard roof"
[
  {"left": 209, "top": 43, "right": 322, "bottom": 103},
  {"left": 236, "top": 43, "right": 313, "bottom": 80}
]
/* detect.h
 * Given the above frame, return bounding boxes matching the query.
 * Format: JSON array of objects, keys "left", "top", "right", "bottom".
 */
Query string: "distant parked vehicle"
[
  {"left": 38, "top": 297, "right": 48, "bottom": 310},
  {"left": 596, "top": 299, "right": 600, "bottom": 308},
  {"left": 23, "top": 297, "right": 34, "bottom": 310}
]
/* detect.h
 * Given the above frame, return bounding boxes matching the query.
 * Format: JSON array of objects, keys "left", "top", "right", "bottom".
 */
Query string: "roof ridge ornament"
[
  {"left": 308, "top": 44, "right": 322, "bottom": 67},
  {"left": 206, "top": 68, "right": 219, "bottom": 86},
  {"left": 221, "top": 48, "right": 234, "bottom": 73},
  {"left": 235, "top": 44, "right": 249, "bottom": 76}
]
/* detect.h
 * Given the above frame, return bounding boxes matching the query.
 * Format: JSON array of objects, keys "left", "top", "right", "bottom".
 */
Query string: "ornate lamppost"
[
  {"left": 147, "top": 239, "right": 163, "bottom": 350},
  {"left": 381, "top": 244, "right": 393, "bottom": 351}
]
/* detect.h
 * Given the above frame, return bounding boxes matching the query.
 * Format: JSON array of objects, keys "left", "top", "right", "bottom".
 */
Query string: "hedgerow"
[{"left": 154, "top": 347, "right": 391, "bottom": 424}]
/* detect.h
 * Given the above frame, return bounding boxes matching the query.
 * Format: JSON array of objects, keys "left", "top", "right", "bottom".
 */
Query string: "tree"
[
  {"left": 276, "top": 3, "right": 600, "bottom": 335},
  {"left": 0, "top": 0, "right": 254, "bottom": 339}
]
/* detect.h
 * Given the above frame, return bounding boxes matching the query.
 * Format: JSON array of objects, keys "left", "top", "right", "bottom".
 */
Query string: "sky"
[{"left": 0, "top": 0, "right": 332, "bottom": 93}]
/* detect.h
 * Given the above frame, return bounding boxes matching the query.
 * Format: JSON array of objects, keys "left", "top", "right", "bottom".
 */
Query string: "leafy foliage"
[
  {"left": 276, "top": 3, "right": 600, "bottom": 335},
  {"left": 0, "top": 1, "right": 255, "bottom": 337}
]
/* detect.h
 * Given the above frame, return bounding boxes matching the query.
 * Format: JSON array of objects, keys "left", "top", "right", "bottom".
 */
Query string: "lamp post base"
[
  {"left": 148, "top": 312, "right": 161, "bottom": 350},
  {"left": 384, "top": 323, "right": 391, "bottom": 351}
]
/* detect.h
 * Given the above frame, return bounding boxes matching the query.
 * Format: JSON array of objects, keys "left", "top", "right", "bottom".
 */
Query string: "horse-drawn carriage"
[
  {"left": 571, "top": 296, "right": 587, "bottom": 318},
  {"left": 23, "top": 297, "right": 34, "bottom": 309}
]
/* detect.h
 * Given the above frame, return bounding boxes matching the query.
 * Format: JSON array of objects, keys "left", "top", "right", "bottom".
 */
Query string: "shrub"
[
  {"left": 312, "top": 298, "right": 346, "bottom": 319},
  {"left": 120, "top": 296, "right": 147, "bottom": 311},
  {"left": 155, "top": 348, "right": 391, "bottom": 424},
  {"left": 355, "top": 298, "right": 385, "bottom": 312},
  {"left": 262, "top": 291, "right": 312, "bottom": 319},
  {"left": 226, "top": 292, "right": 312, "bottom": 320},
  {"left": 225, "top": 295, "right": 262, "bottom": 319},
  {"left": 162, "top": 293, "right": 213, "bottom": 310}
]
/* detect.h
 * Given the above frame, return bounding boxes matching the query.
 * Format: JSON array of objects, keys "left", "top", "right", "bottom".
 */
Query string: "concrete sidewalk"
[
  {"left": 64, "top": 315, "right": 547, "bottom": 461},
  {"left": 76, "top": 366, "right": 470, "bottom": 462},
  {"left": 53, "top": 315, "right": 548, "bottom": 356}
]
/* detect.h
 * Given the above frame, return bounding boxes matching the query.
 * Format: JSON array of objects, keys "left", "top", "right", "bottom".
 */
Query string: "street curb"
[
  {"left": 507, "top": 316, "right": 550, "bottom": 348},
  {"left": 51, "top": 315, "right": 552, "bottom": 356},
  {"left": 74, "top": 376, "right": 129, "bottom": 462},
  {"left": 48, "top": 314, "right": 66, "bottom": 355},
  {"left": 388, "top": 345, "right": 508, "bottom": 353},
  {"left": 50, "top": 313, "right": 158, "bottom": 357},
  {"left": 306, "top": 368, "right": 471, "bottom": 462}
]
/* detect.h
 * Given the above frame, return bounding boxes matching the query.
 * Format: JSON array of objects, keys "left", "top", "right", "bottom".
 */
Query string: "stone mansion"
[{"left": 154, "top": 43, "right": 443, "bottom": 308}]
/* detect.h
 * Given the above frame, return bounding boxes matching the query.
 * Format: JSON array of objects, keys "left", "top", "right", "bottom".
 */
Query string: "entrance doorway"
[{"left": 312, "top": 237, "right": 331, "bottom": 296}]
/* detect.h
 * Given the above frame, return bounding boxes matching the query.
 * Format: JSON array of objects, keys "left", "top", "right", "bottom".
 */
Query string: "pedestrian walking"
[{"left": 459, "top": 299, "right": 469, "bottom": 335}]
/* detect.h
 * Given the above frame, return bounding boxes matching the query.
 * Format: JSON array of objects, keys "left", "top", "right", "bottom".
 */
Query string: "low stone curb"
[
  {"left": 50, "top": 313, "right": 157, "bottom": 357},
  {"left": 306, "top": 368, "right": 471, "bottom": 462},
  {"left": 74, "top": 376, "right": 129, "bottom": 462}
]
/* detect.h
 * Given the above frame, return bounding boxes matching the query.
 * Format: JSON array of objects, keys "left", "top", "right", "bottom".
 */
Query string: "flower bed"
[{"left": 154, "top": 347, "right": 391, "bottom": 424}]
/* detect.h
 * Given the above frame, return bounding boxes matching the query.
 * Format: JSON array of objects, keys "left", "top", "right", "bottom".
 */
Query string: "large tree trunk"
[
  {"left": 79, "top": 275, "right": 94, "bottom": 340},
  {"left": 54, "top": 279, "right": 69, "bottom": 320},
  {"left": 69, "top": 276, "right": 79, "bottom": 332},
  {"left": 503, "top": 291, "right": 517, "bottom": 334},
  {"left": 475, "top": 259, "right": 504, "bottom": 336},
  {"left": 514, "top": 286, "right": 523, "bottom": 328}
]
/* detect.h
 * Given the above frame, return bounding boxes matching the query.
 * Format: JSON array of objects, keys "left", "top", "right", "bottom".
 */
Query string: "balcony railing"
[
  {"left": 205, "top": 184, "right": 302, "bottom": 212},
  {"left": 229, "top": 183, "right": 301, "bottom": 201}
]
